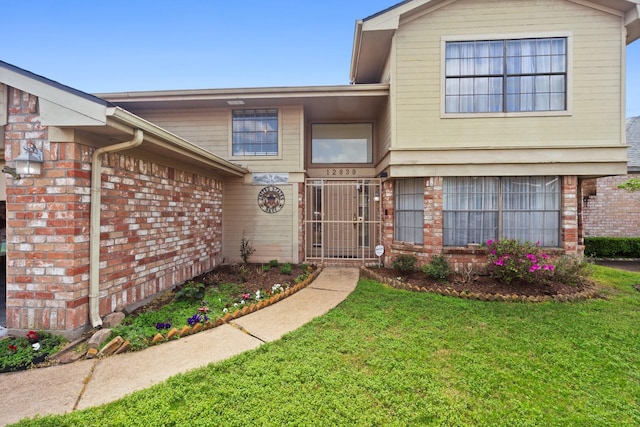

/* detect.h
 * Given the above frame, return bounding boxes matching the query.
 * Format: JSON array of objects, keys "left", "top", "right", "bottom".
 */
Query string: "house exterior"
[
  {"left": 582, "top": 116, "right": 640, "bottom": 237},
  {"left": 2, "top": 0, "right": 639, "bottom": 337}
]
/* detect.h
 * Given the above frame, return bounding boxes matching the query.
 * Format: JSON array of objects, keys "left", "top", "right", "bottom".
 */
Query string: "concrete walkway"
[{"left": 0, "top": 267, "right": 359, "bottom": 426}]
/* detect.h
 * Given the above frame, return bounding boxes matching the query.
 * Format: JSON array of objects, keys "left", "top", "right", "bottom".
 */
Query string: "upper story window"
[
  {"left": 232, "top": 109, "right": 278, "bottom": 156},
  {"left": 311, "top": 123, "right": 373, "bottom": 164},
  {"left": 445, "top": 37, "right": 567, "bottom": 114}
]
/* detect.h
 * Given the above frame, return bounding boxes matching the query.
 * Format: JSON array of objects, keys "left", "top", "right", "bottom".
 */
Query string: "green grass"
[{"left": 14, "top": 265, "right": 640, "bottom": 426}]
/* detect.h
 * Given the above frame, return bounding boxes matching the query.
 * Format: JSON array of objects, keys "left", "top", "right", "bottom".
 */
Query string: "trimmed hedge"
[{"left": 584, "top": 236, "right": 640, "bottom": 258}]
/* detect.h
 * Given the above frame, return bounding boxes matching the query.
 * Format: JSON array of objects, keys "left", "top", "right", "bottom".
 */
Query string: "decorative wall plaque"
[{"left": 257, "top": 186, "right": 285, "bottom": 213}]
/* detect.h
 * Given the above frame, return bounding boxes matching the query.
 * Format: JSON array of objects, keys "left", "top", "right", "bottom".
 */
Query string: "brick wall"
[
  {"left": 4, "top": 88, "right": 224, "bottom": 337},
  {"left": 381, "top": 175, "right": 582, "bottom": 272},
  {"left": 582, "top": 174, "right": 640, "bottom": 237}
]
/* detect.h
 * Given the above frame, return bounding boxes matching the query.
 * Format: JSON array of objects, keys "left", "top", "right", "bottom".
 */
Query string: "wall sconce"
[
  {"left": 14, "top": 141, "right": 43, "bottom": 177},
  {"left": 374, "top": 192, "right": 380, "bottom": 202}
]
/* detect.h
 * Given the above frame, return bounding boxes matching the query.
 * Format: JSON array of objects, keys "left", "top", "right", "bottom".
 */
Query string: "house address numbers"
[{"left": 326, "top": 168, "right": 358, "bottom": 176}]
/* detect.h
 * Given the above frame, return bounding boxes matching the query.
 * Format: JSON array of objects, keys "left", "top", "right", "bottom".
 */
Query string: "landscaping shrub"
[
  {"left": 584, "top": 237, "right": 640, "bottom": 258},
  {"left": 280, "top": 262, "right": 292, "bottom": 275},
  {"left": 174, "top": 281, "right": 205, "bottom": 301},
  {"left": 485, "top": 239, "right": 556, "bottom": 285},
  {"left": 421, "top": 255, "right": 452, "bottom": 282},
  {"left": 392, "top": 255, "right": 417, "bottom": 273},
  {"left": 240, "top": 232, "right": 255, "bottom": 263}
]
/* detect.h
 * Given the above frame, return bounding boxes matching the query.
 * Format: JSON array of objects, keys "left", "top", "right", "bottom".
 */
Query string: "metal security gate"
[{"left": 305, "top": 179, "right": 382, "bottom": 262}]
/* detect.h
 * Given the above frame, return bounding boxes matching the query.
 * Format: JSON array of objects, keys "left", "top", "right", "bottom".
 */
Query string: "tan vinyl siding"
[
  {"left": 128, "top": 105, "right": 304, "bottom": 173},
  {"left": 393, "top": 0, "right": 624, "bottom": 150},
  {"left": 222, "top": 180, "right": 297, "bottom": 263}
]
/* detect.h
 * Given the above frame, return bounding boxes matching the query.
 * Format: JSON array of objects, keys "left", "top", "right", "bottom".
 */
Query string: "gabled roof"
[
  {"left": 0, "top": 60, "right": 246, "bottom": 177},
  {"left": 350, "top": 0, "right": 640, "bottom": 84},
  {"left": 627, "top": 116, "right": 640, "bottom": 171}
]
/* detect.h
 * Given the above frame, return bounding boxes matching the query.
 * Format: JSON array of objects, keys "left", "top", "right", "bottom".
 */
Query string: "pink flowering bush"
[{"left": 485, "top": 239, "right": 557, "bottom": 285}]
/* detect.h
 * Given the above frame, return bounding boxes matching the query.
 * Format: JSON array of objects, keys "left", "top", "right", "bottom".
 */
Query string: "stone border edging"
[
  {"left": 48, "top": 267, "right": 324, "bottom": 364},
  {"left": 360, "top": 266, "right": 600, "bottom": 303},
  {"left": 108, "top": 267, "right": 324, "bottom": 354}
]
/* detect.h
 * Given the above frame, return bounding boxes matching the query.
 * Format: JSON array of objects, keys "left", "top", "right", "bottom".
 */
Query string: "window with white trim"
[
  {"left": 232, "top": 109, "right": 278, "bottom": 156},
  {"left": 443, "top": 176, "right": 560, "bottom": 246},
  {"left": 394, "top": 178, "right": 424, "bottom": 245},
  {"left": 445, "top": 38, "right": 567, "bottom": 113}
]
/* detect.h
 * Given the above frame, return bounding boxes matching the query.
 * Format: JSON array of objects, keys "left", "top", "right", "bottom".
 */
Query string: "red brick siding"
[
  {"left": 98, "top": 153, "right": 223, "bottom": 316},
  {"left": 582, "top": 175, "right": 640, "bottom": 237},
  {"left": 4, "top": 88, "right": 224, "bottom": 336},
  {"left": 381, "top": 175, "right": 582, "bottom": 272}
]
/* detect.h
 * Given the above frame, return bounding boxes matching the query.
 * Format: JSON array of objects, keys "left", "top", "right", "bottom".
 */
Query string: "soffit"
[
  {"left": 96, "top": 84, "right": 390, "bottom": 122},
  {"left": 0, "top": 61, "right": 247, "bottom": 177}
]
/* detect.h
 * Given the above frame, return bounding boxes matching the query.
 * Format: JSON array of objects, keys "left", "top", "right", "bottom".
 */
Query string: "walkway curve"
[{"left": 0, "top": 267, "right": 359, "bottom": 426}]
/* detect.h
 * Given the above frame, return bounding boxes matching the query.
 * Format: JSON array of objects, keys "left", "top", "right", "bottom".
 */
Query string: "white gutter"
[{"left": 89, "top": 129, "right": 144, "bottom": 328}]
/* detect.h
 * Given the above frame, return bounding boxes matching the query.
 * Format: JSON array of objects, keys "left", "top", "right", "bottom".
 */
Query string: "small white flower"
[
  {"left": 223, "top": 308, "right": 228, "bottom": 313},
  {"left": 234, "top": 303, "right": 238, "bottom": 307},
  {"left": 32, "top": 343, "right": 41, "bottom": 351},
  {"left": 241, "top": 300, "right": 246, "bottom": 305},
  {"left": 255, "top": 290, "right": 261, "bottom": 299}
]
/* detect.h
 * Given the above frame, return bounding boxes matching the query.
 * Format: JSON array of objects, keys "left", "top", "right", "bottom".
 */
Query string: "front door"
[{"left": 305, "top": 179, "right": 381, "bottom": 262}]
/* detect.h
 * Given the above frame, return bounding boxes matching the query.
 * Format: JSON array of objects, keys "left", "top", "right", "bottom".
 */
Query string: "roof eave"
[
  {"left": 626, "top": 4, "right": 640, "bottom": 43},
  {"left": 105, "top": 107, "right": 247, "bottom": 177}
]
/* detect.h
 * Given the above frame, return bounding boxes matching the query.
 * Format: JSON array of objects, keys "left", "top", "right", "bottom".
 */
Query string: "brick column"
[
  {"left": 561, "top": 175, "right": 580, "bottom": 256},
  {"left": 4, "top": 88, "right": 91, "bottom": 336}
]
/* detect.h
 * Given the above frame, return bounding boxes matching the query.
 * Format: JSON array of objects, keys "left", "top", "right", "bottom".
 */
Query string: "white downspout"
[{"left": 89, "top": 129, "right": 143, "bottom": 328}]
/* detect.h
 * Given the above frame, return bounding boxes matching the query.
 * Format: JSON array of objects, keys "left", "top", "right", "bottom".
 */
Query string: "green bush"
[
  {"left": 280, "top": 262, "right": 292, "bottom": 275},
  {"left": 552, "top": 255, "right": 592, "bottom": 286},
  {"left": 269, "top": 259, "right": 279, "bottom": 267},
  {"left": 175, "top": 281, "right": 205, "bottom": 301},
  {"left": 392, "top": 255, "right": 417, "bottom": 273},
  {"left": 485, "top": 239, "right": 555, "bottom": 285},
  {"left": 421, "top": 255, "right": 452, "bottom": 282},
  {"left": 584, "top": 237, "right": 640, "bottom": 258}
]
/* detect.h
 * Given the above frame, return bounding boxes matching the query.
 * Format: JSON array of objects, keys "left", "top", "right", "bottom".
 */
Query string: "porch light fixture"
[{"left": 14, "top": 141, "right": 43, "bottom": 177}]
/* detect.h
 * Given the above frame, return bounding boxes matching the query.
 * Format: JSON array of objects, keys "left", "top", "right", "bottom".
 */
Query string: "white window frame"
[
  {"left": 230, "top": 108, "right": 282, "bottom": 159},
  {"left": 441, "top": 32, "right": 573, "bottom": 118},
  {"left": 394, "top": 178, "right": 425, "bottom": 245},
  {"left": 443, "top": 176, "right": 561, "bottom": 247}
]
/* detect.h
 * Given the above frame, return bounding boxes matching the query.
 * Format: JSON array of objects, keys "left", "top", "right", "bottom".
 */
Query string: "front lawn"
[{"left": 13, "top": 265, "right": 640, "bottom": 426}]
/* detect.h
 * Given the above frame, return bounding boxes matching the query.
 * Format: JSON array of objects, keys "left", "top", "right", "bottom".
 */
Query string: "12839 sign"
[{"left": 326, "top": 168, "right": 357, "bottom": 176}]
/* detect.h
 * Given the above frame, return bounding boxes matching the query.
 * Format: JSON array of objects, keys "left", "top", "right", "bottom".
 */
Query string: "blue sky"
[{"left": 1, "top": 0, "right": 639, "bottom": 117}]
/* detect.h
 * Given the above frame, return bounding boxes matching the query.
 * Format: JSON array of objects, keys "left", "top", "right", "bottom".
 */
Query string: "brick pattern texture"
[
  {"left": 582, "top": 175, "right": 640, "bottom": 237},
  {"left": 381, "top": 175, "right": 582, "bottom": 272},
  {"left": 4, "top": 88, "right": 223, "bottom": 336}
]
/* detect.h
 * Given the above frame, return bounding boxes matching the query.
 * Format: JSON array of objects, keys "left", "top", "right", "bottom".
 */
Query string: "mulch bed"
[{"left": 361, "top": 267, "right": 601, "bottom": 302}]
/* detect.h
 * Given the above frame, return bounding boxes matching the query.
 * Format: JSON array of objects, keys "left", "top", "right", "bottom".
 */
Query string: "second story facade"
[{"left": 102, "top": 0, "right": 639, "bottom": 267}]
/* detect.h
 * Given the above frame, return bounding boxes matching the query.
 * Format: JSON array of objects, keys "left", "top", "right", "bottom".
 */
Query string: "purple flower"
[
  {"left": 543, "top": 264, "right": 555, "bottom": 271},
  {"left": 487, "top": 239, "right": 493, "bottom": 246},
  {"left": 529, "top": 265, "right": 541, "bottom": 272},
  {"left": 187, "top": 314, "right": 203, "bottom": 326}
]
